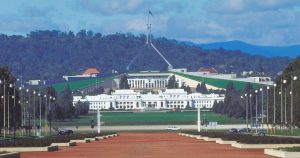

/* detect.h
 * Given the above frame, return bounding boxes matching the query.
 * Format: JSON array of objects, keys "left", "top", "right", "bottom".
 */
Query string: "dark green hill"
[{"left": 0, "top": 30, "right": 291, "bottom": 80}]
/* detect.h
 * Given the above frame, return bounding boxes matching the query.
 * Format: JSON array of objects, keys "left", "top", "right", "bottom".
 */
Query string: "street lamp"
[
  {"left": 283, "top": 79, "right": 287, "bottom": 127},
  {"left": 273, "top": 83, "right": 277, "bottom": 133},
  {"left": 48, "top": 96, "right": 55, "bottom": 135},
  {"left": 26, "top": 89, "right": 31, "bottom": 135},
  {"left": 255, "top": 90, "right": 258, "bottom": 132},
  {"left": 249, "top": 94, "right": 252, "bottom": 129},
  {"left": 44, "top": 94, "right": 48, "bottom": 135},
  {"left": 8, "top": 84, "right": 13, "bottom": 135},
  {"left": 33, "top": 90, "right": 36, "bottom": 136},
  {"left": 266, "top": 86, "right": 270, "bottom": 131},
  {"left": 0, "top": 79, "right": 7, "bottom": 138},
  {"left": 260, "top": 87, "right": 264, "bottom": 128},
  {"left": 38, "top": 93, "right": 42, "bottom": 136},
  {"left": 291, "top": 76, "right": 297, "bottom": 133},
  {"left": 245, "top": 94, "right": 249, "bottom": 128}
]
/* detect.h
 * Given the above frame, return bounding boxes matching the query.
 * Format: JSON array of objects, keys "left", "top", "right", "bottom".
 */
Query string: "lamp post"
[
  {"left": 38, "top": 93, "right": 42, "bottom": 136},
  {"left": 33, "top": 90, "right": 36, "bottom": 136},
  {"left": 49, "top": 96, "right": 52, "bottom": 135},
  {"left": 12, "top": 82, "right": 16, "bottom": 139},
  {"left": 266, "top": 86, "right": 270, "bottom": 132},
  {"left": 0, "top": 95, "right": 4, "bottom": 138},
  {"left": 8, "top": 84, "right": 13, "bottom": 135},
  {"left": 18, "top": 87, "right": 24, "bottom": 136},
  {"left": 273, "top": 83, "right": 277, "bottom": 133},
  {"left": 255, "top": 90, "right": 258, "bottom": 132},
  {"left": 260, "top": 87, "right": 264, "bottom": 128},
  {"left": 280, "top": 79, "right": 283, "bottom": 129},
  {"left": 1, "top": 79, "right": 7, "bottom": 138},
  {"left": 49, "top": 96, "right": 55, "bottom": 135},
  {"left": 291, "top": 76, "right": 297, "bottom": 134},
  {"left": 283, "top": 79, "right": 287, "bottom": 128},
  {"left": 44, "top": 94, "right": 48, "bottom": 136},
  {"left": 249, "top": 94, "right": 252, "bottom": 129},
  {"left": 241, "top": 94, "right": 248, "bottom": 128},
  {"left": 26, "top": 89, "right": 31, "bottom": 135}
]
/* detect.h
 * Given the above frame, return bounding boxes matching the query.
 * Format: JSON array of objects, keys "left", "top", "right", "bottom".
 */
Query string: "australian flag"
[{"left": 149, "top": 10, "right": 153, "bottom": 16}]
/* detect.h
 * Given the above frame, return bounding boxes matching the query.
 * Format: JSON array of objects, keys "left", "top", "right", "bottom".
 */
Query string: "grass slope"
[
  {"left": 53, "top": 76, "right": 115, "bottom": 92},
  {"left": 173, "top": 72, "right": 260, "bottom": 90}
]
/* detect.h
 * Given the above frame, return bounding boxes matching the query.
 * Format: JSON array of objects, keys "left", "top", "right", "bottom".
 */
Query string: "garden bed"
[
  {"left": 0, "top": 132, "right": 116, "bottom": 147},
  {"left": 0, "top": 152, "right": 20, "bottom": 158}
]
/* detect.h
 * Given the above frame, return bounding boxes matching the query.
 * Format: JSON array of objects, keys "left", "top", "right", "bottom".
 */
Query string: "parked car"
[
  {"left": 57, "top": 128, "right": 74, "bottom": 136},
  {"left": 257, "top": 129, "right": 266, "bottom": 136},
  {"left": 166, "top": 126, "right": 180, "bottom": 131},
  {"left": 238, "top": 128, "right": 251, "bottom": 133},
  {"left": 228, "top": 128, "right": 238, "bottom": 134}
]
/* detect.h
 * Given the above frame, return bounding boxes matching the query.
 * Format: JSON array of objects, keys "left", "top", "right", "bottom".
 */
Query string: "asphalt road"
[{"left": 65, "top": 124, "right": 248, "bottom": 131}]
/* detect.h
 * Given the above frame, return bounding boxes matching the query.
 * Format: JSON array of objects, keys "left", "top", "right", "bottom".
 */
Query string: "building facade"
[{"left": 73, "top": 89, "right": 224, "bottom": 110}]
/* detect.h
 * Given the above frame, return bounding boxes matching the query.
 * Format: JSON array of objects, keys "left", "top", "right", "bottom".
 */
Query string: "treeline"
[
  {"left": 213, "top": 56, "right": 300, "bottom": 127},
  {"left": 0, "top": 66, "right": 92, "bottom": 134},
  {"left": 0, "top": 30, "right": 290, "bottom": 80},
  {"left": 0, "top": 67, "right": 22, "bottom": 133}
]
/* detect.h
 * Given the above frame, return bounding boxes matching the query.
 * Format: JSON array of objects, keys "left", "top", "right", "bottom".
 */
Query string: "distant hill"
[
  {"left": 0, "top": 30, "right": 291, "bottom": 80},
  {"left": 186, "top": 40, "right": 300, "bottom": 58}
]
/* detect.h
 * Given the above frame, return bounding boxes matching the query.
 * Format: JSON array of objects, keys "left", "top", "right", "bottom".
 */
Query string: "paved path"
[{"left": 21, "top": 132, "right": 274, "bottom": 158}]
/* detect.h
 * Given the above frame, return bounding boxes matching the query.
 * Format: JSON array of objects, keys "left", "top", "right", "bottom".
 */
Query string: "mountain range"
[{"left": 186, "top": 40, "right": 300, "bottom": 58}]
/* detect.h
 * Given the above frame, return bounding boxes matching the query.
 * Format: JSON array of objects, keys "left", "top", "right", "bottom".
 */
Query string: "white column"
[
  {"left": 198, "top": 106, "right": 201, "bottom": 132},
  {"left": 97, "top": 109, "right": 101, "bottom": 133}
]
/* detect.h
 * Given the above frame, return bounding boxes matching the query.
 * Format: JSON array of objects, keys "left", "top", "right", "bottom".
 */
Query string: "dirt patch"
[{"left": 21, "top": 132, "right": 273, "bottom": 158}]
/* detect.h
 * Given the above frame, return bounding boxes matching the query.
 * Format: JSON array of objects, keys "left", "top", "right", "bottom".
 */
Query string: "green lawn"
[
  {"left": 52, "top": 76, "right": 115, "bottom": 92},
  {"left": 51, "top": 111, "right": 244, "bottom": 126}
]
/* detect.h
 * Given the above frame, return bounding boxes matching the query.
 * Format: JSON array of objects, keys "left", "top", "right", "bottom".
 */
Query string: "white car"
[{"left": 166, "top": 126, "right": 180, "bottom": 131}]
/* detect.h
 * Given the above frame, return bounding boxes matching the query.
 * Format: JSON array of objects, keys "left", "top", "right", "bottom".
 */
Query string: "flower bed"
[
  {"left": 182, "top": 131, "right": 300, "bottom": 144},
  {"left": 0, "top": 132, "right": 116, "bottom": 147}
]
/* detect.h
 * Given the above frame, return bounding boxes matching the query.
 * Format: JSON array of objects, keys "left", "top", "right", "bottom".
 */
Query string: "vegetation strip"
[
  {"left": 0, "top": 132, "right": 116, "bottom": 148},
  {"left": 0, "top": 152, "right": 20, "bottom": 158}
]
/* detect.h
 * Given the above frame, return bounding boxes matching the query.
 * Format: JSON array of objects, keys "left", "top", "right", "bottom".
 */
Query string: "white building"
[{"left": 73, "top": 89, "right": 224, "bottom": 110}]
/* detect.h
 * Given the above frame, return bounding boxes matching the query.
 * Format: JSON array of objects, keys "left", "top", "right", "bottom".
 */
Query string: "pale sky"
[{"left": 0, "top": 0, "right": 300, "bottom": 46}]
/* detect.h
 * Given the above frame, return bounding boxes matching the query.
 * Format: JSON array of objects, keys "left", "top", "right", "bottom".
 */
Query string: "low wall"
[
  {"left": 51, "top": 142, "right": 76, "bottom": 147},
  {"left": 70, "top": 139, "right": 90, "bottom": 143},
  {"left": 265, "top": 149, "right": 300, "bottom": 158},
  {"left": 0, "top": 146, "right": 58, "bottom": 152},
  {"left": 231, "top": 143, "right": 300, "bottom": 149}
]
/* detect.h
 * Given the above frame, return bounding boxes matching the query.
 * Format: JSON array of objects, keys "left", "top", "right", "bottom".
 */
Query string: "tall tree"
[
  {"left": 119, "top": 75, "right": 130, "bottom": 89},
  {"left": 198, "top": 82, "right": 208, "bottom": 94},
  {"left": 167, "top": 75, "right": 178, "bottom": 89}
]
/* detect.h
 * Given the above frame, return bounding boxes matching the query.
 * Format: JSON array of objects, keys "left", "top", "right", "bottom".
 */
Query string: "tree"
[
  {"left": 196, "top": 83, "right": 201, "bottom": 92},
  {"left": 119, "top": 75, "right": 130, "bottom": 89},
  {"left": 55, "top": 84, "right": 74, "bottom": 120},
  {"left": 0, "top": 67, "right": 22, "bottom": 134},
  {"left": 167, "top": 75, "right": 178, "bottom": 89},
  {"left": 198, "top": 82, "right": 208, "bottom": 94},
  {"left": 75, "top": 101, "right": 89, "bottom": 116},
  {"left": 0, "top": 30, "right": 290, "bottom": 80}
]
